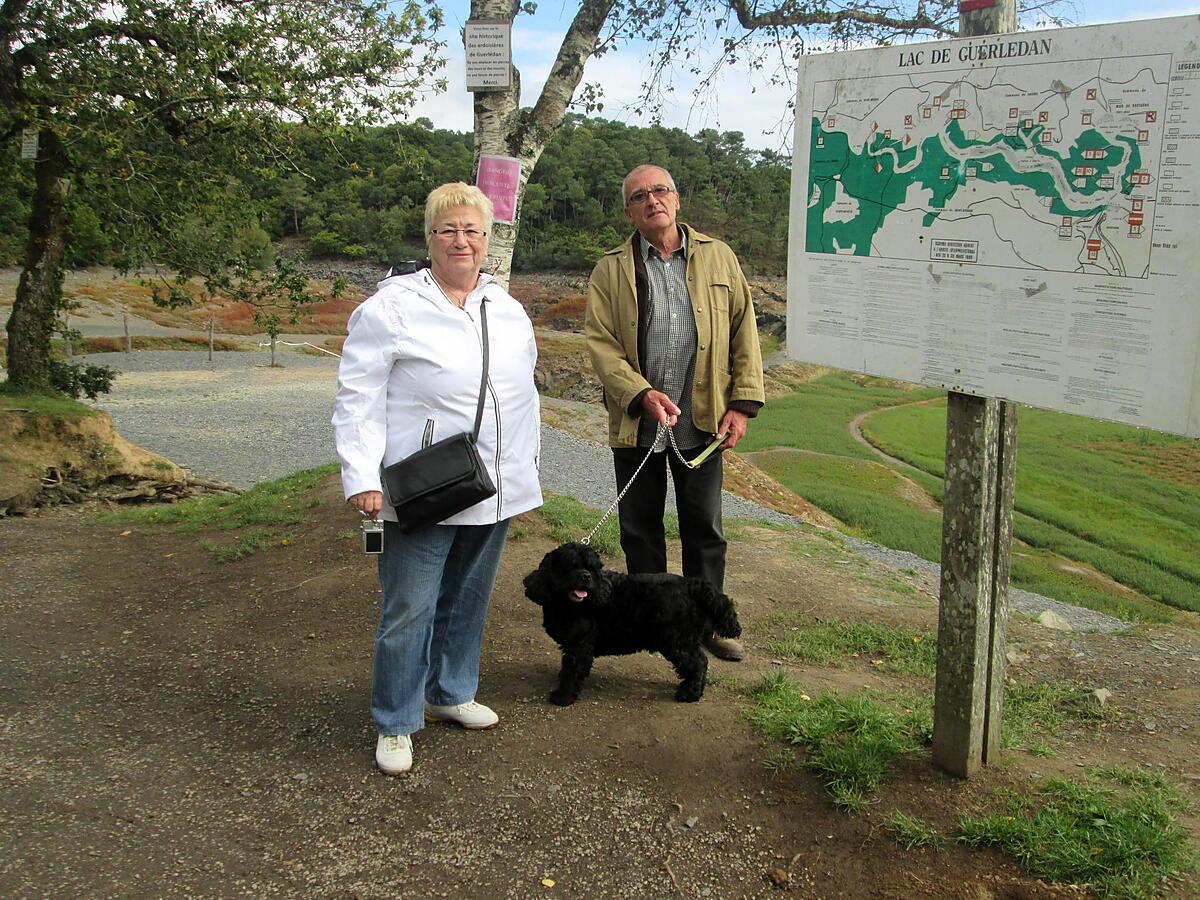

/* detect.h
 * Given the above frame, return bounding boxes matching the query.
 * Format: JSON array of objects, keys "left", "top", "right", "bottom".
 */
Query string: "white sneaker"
[
  {"left": 425, "top": 700, "right": 499, "bottom": 730},
  {"left": 375, "top": 733, "right": 413, "bottom": 775}
]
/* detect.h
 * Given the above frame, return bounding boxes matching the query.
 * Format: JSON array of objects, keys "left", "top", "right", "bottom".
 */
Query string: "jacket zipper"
[{"left": 487, "top": 375, "right": 503, "bottom": 518}]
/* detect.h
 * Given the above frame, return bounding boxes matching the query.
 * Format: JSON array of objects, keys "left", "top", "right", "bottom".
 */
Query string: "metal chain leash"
[
  {"left": 580, "top": 423, "right": 702, "bottom": 546},
  {"left": 663, "top": 422, "right": 697, "bottom": 466}
]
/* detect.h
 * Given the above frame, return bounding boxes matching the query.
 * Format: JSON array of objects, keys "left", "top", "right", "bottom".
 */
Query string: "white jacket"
[{"left": 332, "top": 269, "right": 542, "bottom": 525}]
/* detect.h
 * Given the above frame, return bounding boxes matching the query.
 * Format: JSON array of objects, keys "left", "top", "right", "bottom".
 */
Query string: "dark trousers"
[{"left": 612, "top": 445, "right": 726, "bottom": 591}]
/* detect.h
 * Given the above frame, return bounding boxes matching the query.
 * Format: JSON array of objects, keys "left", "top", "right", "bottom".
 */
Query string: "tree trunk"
[
  {"left": 5, "top": 129, "right": 70, "bottom": 390},
  {"left": 470, "top": 0, "right": 616, "bottom": 288},
  {"left": 472, "top": 37, "right": 529, "bottom": 288}
]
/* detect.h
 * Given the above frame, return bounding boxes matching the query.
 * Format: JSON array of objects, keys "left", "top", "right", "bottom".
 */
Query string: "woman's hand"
[{"left": 348, "top": 490, "right": 383, "bottom": 518}]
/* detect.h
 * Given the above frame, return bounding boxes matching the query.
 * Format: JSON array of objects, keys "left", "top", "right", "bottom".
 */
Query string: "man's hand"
[
  {"left": 348, "top": 490, "right": 383, "bottom": 518},
  {"left": 717, "top": 409, "right": 750, "bottom": 450},
  {"left": 641, "top": 389, "right": 680, "bottom": 427}
]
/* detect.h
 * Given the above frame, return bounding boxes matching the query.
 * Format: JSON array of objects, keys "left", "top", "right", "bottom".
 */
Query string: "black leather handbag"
[{"left": 381, "top": 300, "right": 496, "bottom": 531}]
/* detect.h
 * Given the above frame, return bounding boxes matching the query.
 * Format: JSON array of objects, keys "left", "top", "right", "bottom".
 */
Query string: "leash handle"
[{"left": 664, "top": 423, "right": 728, "bottom": 469}]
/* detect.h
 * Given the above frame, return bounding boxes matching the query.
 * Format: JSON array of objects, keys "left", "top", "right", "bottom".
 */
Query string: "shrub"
[
  {"left": 232, "top": 223, "right": 275, "bottom": 270},
  {"left": 50, "top": 362, "right": 116, "bottom": 400}
]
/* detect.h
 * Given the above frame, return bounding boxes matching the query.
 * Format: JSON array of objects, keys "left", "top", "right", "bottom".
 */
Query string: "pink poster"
[{"left": 476, "top": 154, "right": 521, "bottom": 223}]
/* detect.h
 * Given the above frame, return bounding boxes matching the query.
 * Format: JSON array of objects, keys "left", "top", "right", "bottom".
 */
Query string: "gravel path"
[{"left": 83, "top": 349, "right": 1129, "bottom": 633}]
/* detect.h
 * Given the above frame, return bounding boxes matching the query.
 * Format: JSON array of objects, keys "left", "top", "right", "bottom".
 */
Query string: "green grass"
[
  {"left": 749, "top": 452, "right": 944, "bottom": 560},
  {"left": 106, "top": 465, "right": 334, "bottom": 560},
  {"left": 1002, "top": 679, "right": 1109, "bottom": 750},
  {"left": 200, "top": 528, "right": 296, "bottom": 562},
  {"left": 759, "top": 332, "right": 781, "bottom": 359},
  {"left": 0, "top": 381, "right": 104, "bottom": 417},
  {"left": 1007, "top": 524, "right": 1179, "bottom": 624},
  {"left": 865, "top": 402, "right": 1200, "bottom": 614},
  {"left": 73, "top": 335, "right": 245, "bottom": 354},
  {"left": 746, "top": 674, "right": 933, "bottom": 812},
  {"left": 738, "top": 371, "right": 943, "bottom": 459},
  {"left": 760, "top": 615, "right": 1106, "bottom": 748},
  {"left": 538, "top": 493, "right": 772, "bottom": 557},
  {"left": 748, "top": 674, "right": 1112, "bottom": 807},
  {"left": 741, "top": 373, "right": 1195, "bottom": 623},
  {"left": 765, "top": 618, "right": 937, "bottom": 677},
  {"left": 958, "top": 772, "right": 1196, "bottom": 897},
  {"left": 884, "top": 810, "right": 945, "bottom": 850},
  {"left": 722, "top": 516, "right": 798, "bottom": 546},
  {"left": 538, "top": 494, "right": 626, "bottom": 557}
]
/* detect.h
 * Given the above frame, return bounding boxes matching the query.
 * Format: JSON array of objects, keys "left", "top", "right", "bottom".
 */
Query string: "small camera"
[{"left": 361, "top": 517, "right": 384, "bottom": 554}]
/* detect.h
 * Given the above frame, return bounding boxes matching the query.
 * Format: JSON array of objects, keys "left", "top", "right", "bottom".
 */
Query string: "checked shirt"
[{"left": 636, "top": 231, "right": 706, "bottom": 451}]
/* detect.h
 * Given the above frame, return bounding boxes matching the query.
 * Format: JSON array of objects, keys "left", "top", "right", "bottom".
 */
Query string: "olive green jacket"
[{"left": 585, "top": 225, "right": 766, "bottom": 448}]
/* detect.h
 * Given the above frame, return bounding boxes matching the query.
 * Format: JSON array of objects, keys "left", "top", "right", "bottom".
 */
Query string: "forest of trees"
[{"left": 0, "top": 115, "right": 793, "bottom": 277}]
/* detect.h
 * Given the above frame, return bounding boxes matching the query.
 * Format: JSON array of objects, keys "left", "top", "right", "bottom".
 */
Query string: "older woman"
[{"left": 332, "top": 182, "right": 542, "bottom": 775}]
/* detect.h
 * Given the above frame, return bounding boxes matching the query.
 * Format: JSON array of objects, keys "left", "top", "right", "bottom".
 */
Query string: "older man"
[{"left": 584, "top": 164, "right": 765, "bottom": 661}]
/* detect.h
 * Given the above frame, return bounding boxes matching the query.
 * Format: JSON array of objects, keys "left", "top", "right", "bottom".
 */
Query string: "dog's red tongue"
[{"left": 572, "top": 589, "right": 588, "bottom": 600}]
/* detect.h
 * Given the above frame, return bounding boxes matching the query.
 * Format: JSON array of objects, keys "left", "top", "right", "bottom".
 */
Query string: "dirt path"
[
  {"left": 2, "top": 480, "right": 1197, "bottom": 898},
  {"left": 847, "top": 399, "right": 945, "bottom": 475}
]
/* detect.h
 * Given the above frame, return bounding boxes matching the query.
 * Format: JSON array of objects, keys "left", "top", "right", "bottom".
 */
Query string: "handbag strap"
[{"left": 472, "top": 297, "right": 489, "bottom": 440}]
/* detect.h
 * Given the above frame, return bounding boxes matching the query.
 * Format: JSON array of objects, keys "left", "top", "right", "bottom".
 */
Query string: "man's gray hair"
[{"left": 621, "top": 165, "right": 677, "bottom": 205}]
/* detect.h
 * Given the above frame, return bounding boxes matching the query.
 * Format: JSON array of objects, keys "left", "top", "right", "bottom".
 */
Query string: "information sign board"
[
  {"left": 788, "top": 16, "right": 1200, "bottom": 436},
  {"left": 465, "top": 20, "right": 512, "bottom": 92}
]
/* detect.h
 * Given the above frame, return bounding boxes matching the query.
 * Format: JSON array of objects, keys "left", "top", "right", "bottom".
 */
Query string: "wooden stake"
[
  {"left": 931, "top": 0, "right": 1019, "bottom": 778},
  {"left": 933, "top": 394, "right": 1016, "bottom": 775}
]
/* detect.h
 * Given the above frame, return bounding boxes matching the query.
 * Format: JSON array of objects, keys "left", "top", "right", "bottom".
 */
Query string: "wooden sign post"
[{"left": 931, "top": 0, "right": 1019, "bottom": 778}]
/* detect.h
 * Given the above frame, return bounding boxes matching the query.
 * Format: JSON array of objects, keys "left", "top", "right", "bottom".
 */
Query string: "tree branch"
[
  {"left": 0, "top": 0, "right": 31, "bottom": 34},
  {"left": 11, "top": 18, "right": 184, "bottom": 71},
  {"left": 526, "top": 0, "right": 617, "bottom": 152},
  {"left": 726, "top": 0, "right": 956, "bottom": 35}
]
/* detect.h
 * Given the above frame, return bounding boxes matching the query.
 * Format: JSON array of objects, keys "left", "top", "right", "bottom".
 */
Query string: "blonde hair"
[{"left": 424, "top": 182, "right": 495, "bottom": 247}]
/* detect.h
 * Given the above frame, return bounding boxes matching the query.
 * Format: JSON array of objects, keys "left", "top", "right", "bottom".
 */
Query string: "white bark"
[{"left": 470, "top": 0, "right": 616, "bottom": 287}]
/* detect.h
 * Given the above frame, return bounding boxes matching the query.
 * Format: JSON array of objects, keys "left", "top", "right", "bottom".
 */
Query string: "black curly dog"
[{"left": 522, "top": 542, "right": 742, "bottom": 705}]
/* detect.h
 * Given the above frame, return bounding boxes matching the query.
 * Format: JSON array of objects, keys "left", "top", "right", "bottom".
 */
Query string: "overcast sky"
[{"left": 404, "top": 1, "right": 1200, "bottom": 150}]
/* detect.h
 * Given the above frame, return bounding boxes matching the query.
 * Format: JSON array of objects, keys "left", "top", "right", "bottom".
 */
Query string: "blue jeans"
[{"left": 372, "top": 519, "right": 510, "bottom": 736}]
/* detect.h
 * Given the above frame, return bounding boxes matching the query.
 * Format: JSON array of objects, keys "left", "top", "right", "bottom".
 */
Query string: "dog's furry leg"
[
  {"left": 662, "top": 646, "right": 708, "bottom": 702},
  {"left": 549, "top": 649, "right": 594, "bottom": 706}
]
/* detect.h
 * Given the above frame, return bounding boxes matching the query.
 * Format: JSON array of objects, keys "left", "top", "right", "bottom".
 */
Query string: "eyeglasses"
[
  {"left": 430, "top": 226, "right": 487, "bottom": 241},
  {"left": 626, "top": 185, "right": 675, "bottom": 206}
]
